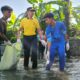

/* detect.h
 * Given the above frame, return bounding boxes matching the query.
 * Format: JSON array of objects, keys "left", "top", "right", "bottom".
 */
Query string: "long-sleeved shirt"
[
  {"left": 45, "top": 21, "right": 67, "bottom": 43},
  {"left": 0, "top": 17, "right": 8, "bottom": 43}
]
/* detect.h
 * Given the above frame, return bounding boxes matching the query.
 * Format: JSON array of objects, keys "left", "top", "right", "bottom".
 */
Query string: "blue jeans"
[{"left": 46, "top": 41, "right": 66, "bottom": 71}]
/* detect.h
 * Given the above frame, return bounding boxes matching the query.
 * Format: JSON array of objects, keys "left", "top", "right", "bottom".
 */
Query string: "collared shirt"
[
  {"left": 45, "top": 21, "right": 67, "bottom": 42},
  {"left": 20, "top": 18, "right": 40, "bottom": 36}
]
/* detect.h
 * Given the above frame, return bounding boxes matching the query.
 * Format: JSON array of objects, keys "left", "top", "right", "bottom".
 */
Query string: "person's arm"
[
  {"left": 37, "top": 28, "right": 43, "bottom": 39},
  {"left": 17, "top": 19, "right": 24, "bottom": 37},
  {"left": 35, "top": 19, "right": 44, "bottom": 40},
  {"left": 18, "top": 27, "right": 23, "bottom": 32},
  {"left": 0, "top": 33, "right": 9, "bottom": 41},
  {"left": 16, "top": 27, "right": 23, "bottom": 40},
  {"left": 45, "top": 26, "right": 51, "bottom": 40},
  {"left": 61, "top": 22, "right": 69, "bottom": 41},
  {"left": 0, "top": 23, "right": 11, "bottom": 45},
  {"left": 0, "top": 23, "right": 9, "bottom": 41},
  {"left": 45, "top": 26, "right": 51, "bottom": 50},
  {"left": 18, "top": 27, "right": 23, "bottom": 34}
]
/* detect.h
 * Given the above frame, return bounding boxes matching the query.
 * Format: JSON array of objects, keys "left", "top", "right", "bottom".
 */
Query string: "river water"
[{"left": 0, "top": 57, "right": 80, "bottom": 80}]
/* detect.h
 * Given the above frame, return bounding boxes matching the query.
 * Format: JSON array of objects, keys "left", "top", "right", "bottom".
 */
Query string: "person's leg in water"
[
  {"left": 38, "top": 41, "right": 41, "bottom": 59},
  {"left": 58, "top": 41, "right": 66, "bottom": 71},
  {"left": 31, "top": 37, "right": 38, "bottom": 69},
  {"left": 46, "top": 43, "right": 57, "bottom": 70},
  {"left": 23, "top": 37, "right": 31, "bottom": 70},
  {"left": 40, "top": 44, "right": 45, "bottom": 59},
  {"left": 38, "top": 41, "right": 45, "bottom": 59}
]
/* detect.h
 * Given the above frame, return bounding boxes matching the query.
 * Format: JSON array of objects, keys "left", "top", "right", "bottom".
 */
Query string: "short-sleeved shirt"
[
  {"left": 0, "top": 18, "right": 7, "bottom": 43},
  {"left": 45, "top": 21, "right": 67, "bottom": 42},
  {"left": 20, "top": 18, "right": 40, "bottom": 36}
]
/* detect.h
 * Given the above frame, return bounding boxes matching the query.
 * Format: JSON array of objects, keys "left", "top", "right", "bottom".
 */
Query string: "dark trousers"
[
  {"left": 23, "top": 35, "right": 38, "bottom": 69},
  {"left": 66, "top": 49, "right": 71, "bottom": 59},
  {"left": 38, "top": 41, "right": 45, "bottom": 59}
]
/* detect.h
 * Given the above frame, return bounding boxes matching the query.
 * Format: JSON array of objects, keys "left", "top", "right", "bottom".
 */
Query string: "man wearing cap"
[
  {"left": 43, "top": 13, "right": 67, "bottom": 71},
  {"left": 0, "top": 5, "right": 13, "bottom": 61},
  {"left": 18, "top": 7, "right": 43, "bottom": 70}
]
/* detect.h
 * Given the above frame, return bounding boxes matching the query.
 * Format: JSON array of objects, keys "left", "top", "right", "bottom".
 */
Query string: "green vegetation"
[{"left": 7, "top": 0, "right": 80, "bottom": 42}]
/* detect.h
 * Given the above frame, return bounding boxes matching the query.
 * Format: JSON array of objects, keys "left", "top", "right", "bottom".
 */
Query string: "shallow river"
[{"left": 0, "top": 57, "right": 80, "bottom": 80}]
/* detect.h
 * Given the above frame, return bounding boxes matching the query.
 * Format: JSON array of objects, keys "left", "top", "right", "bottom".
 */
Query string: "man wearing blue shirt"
[{"left": 43, "top": 13, "right": 67, "bottom": 71}]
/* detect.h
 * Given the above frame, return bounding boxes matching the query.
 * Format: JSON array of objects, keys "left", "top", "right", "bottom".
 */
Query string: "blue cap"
[{"left": 43, "top": 13, "right": 54, "bottom": 19}]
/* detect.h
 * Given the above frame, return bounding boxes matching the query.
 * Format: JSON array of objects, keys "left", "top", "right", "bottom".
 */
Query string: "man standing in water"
[
  {"left": 0, "top": 5, "right": 13, "bottom": 61},
  {"left": 18, "top": 7, "right": 43, "bottom": 70},
  {"left": 43, "top": 13, "right": 67, "bottom": 71}
]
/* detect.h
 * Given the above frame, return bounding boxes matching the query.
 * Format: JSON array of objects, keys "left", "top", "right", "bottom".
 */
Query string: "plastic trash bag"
[
  {"left": 45, "top": 50, "right": 50, "bottom": 65},
  {"left": 0, "top": 41, "right": 22, "bottom": 70},
  {"left": 44, "top": 47, "right": 50, "bottom": 65},
  {"left": 66, "top": 41, "right": 70, "bottom": 51},
  {"left": 40, "top": 40, "right": 47, "bottom": 47}
]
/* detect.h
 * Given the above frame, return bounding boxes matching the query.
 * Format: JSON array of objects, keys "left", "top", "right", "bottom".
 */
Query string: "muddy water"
[{"left": 0, "top": 58, "right": 80, "bottom": 80}]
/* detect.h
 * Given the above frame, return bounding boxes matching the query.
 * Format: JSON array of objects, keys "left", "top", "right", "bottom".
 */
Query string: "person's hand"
[
  {"left": 40, "top": 40, "right": 47, "bottom": 46},
  {"left": 43, "top": 35, "right": 47, "bottom": 41},
  {"left": 16, "top": 31, "right": 21, "bottom": 39},
  {"left": 17, "top": 38, "right": 21, "bottom": 42},
  {"left": 4, "top": 40, "right": 12, "bottom": 46},
  {"left": 7, "top": 41, "right": 12, "bottom": 45}
]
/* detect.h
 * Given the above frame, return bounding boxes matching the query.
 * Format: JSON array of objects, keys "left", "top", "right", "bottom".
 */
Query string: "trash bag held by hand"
[
  {"left": 66, "top": 42, "right": 70, "bottom": 51},
  {"left": 0, "top": 41, "right": 22, "bottom": 70},
  {"left": 4, "top": 40, "right": 12, "bottom": 46}
]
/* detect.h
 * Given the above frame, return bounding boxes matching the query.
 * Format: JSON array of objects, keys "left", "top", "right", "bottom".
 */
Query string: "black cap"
[
  {"left": 27, "top": 7, "right": 35, "bottom": 12},
  {"left": 1, "top": 5, "right": 13, "bottom": 12},
  {"left": 43, "top": 13, "right": 54, "bottom": 19}
]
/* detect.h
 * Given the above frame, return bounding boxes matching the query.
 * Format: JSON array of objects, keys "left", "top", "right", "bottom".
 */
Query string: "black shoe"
[{"left": 32, "top": 62, "right": 37, "bottom": 69}]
